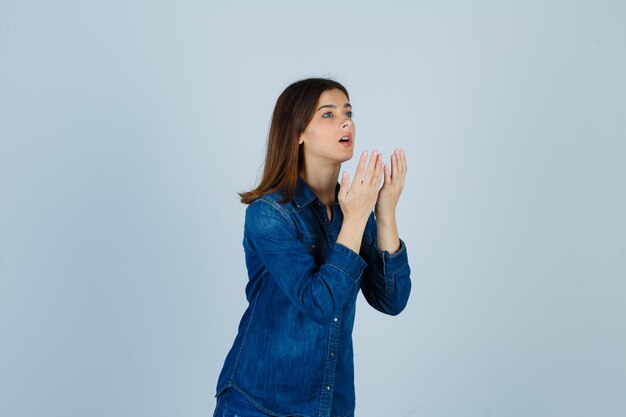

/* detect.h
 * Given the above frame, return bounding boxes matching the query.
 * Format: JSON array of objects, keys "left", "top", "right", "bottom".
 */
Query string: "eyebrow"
[{"left": 317, "top": 103, "right": 352, "bottom": 112}]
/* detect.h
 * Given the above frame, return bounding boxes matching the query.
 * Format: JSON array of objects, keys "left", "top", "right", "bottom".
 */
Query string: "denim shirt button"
[
  {"left": 330, "top": 352, "right": 335, "bottom": 357},
  {"left": 326, "top": 385, "right": 331, "bottom": 391},
  {"left": 333, "top": 317, "right": 338, "bottom": 322},
  {"left": 310, "top": 244, "right": 316, "bottom": 249}
]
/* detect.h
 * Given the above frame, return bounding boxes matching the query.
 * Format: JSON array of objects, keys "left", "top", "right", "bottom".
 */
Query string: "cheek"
[{"left": 306, "top": 127, "right": 328, "bottom": 144}]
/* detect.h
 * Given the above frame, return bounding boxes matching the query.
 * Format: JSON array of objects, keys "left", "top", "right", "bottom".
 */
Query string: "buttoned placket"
[
  {"left": 314, "top": 199, "right": 343, "bottom": 416},
  {"left": 319, "top": 313, "right": 341, "bottom": 416}
]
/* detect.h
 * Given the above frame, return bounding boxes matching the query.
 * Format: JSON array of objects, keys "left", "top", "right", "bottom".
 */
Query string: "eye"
[{"left": 322, "top": 110, "right": 352, "bottom": 118}]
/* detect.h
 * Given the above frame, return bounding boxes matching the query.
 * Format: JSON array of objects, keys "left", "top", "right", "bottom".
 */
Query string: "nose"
[{"left": 341, "top": 117, "right": 352, "bottom": 129}]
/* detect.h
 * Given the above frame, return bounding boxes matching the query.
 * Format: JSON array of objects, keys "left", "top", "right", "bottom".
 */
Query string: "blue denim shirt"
[{"left": 215, "top": 175, "right": 412, "bottom": 417}]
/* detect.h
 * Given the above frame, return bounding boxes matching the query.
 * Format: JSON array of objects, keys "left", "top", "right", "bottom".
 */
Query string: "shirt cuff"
[
  {"left": 375, "top": 238, "right": 409, "bottom": 274},
  {"left": 327, "top": 242, "right": 368, "bottom": 283}
]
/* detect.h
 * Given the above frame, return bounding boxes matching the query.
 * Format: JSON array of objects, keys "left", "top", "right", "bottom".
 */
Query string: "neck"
[{"left": 299, "top": 160, "right": 341, "bottom": 208}]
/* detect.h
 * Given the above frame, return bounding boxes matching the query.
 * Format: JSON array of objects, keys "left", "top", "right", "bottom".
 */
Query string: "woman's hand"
[
  {"left": 375, "top": 148, "right": 407, "bottom": 220},
  {"left": 338, "top": 150, "right": 384, "bottom": 224}
]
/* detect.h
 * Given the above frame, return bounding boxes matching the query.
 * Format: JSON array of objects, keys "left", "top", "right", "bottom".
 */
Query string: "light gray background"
[{"left": 1, "top": 1, "right": 625, "bottom": 416}]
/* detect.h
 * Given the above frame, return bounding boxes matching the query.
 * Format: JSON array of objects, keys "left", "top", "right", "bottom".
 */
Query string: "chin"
[{"left": 339, "top": 153, "right": 353, "bottom": 163}]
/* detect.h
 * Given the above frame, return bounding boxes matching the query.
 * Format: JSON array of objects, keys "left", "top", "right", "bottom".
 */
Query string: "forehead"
[{"left": 317, "top": 88, "right": 348, "bottom": 104}]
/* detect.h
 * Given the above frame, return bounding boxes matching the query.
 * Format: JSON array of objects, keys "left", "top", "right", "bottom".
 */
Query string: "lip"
[
  {"left": 338, "top": 133, "right": 353, "bottom": 147},
  {"left": 338, "top": 133, "right": 353, "bottom": 143}
]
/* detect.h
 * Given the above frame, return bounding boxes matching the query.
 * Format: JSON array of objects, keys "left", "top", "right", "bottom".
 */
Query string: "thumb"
[{"left": 338, "top": 171, "right": 349, "bottom": 202}]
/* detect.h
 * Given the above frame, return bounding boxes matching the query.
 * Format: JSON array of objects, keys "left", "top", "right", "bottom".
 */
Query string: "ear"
[{"left": 298, "top": 134, "right": 304, "bottom": 145}]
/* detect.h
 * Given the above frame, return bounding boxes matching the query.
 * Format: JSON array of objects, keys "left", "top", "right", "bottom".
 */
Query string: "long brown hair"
[{"left": 238, "top": 77, "right": 350, "bottom": 205}]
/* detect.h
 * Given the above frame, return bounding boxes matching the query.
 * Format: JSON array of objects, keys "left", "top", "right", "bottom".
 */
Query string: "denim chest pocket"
[{"left": 301, "top": 236, "right": 325, "bottom": 266}]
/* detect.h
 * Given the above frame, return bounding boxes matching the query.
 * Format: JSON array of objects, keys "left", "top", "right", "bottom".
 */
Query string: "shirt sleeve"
[
  {"left": 244, "top": 199, "right": 368, "bottom": 325},
  {"left": 359, "top": 212, "right": 412, "bottom": 315}
]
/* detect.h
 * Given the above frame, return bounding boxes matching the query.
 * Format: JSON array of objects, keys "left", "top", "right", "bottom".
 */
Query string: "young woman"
[{"left": 212, "top": 78, "right": 411, "bottom": 417}]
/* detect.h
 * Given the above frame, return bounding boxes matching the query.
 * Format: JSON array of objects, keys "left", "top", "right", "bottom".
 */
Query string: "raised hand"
[
  {"left": 338, "top": 150, "right": 384, "bottom": 224},
  {"left": 375, "top": 148, "right": 407, "bottom": 220}
]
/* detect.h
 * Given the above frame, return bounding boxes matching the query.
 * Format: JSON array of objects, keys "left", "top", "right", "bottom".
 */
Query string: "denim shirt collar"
[{"left": 293, "top": 175, "right": 341, "bottom": 208}]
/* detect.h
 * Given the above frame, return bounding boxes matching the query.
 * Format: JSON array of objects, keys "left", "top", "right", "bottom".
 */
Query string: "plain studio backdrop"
[{"left": 1, "top": 1, "right": 625, "bottom": 416}]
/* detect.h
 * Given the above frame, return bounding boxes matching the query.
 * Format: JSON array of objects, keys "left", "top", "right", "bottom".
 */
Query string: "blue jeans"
[{"left": 212, "top": 388, "right": 273, "bottom": 417}]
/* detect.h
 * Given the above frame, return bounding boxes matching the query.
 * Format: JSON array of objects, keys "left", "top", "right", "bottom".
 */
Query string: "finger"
[
  {"left": 373, "top": 153, "right": 383, "bottom": 186},
  {"left": 363, "top": 149, "right": 378, "bottom": 182},
  {"left": 394, "top": 149, "right": 402, "bottom": 178},
  {"left": 382, "top": 162, "right": 390, "bottom": 186},
  {"left": 338, "top": 171, "right": 350, "bottom": 201},
  {"left": 391, "top": 150, "right": 398, "bottom": 180},
  {"left": 399, "top": 148, "right": 407, "bottom": 185},
  {"left": 386, "top": 154, "right": 393, "bottom": 184},
  {"left": 375, "top": 157, "right": 384, "bottom": 188},
  {"left": 354, "top": 151, "right": 367, "bottom": 184},
  {"left": 399, "top": 148, "right": 407, "bottom": 176},
  {"left": 396, "top": 149, "right": 406, "bottom": 189}
]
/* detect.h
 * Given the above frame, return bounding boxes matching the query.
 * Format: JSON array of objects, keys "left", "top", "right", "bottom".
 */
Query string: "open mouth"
[{"left": 339, "top": 135, "right": 351, "bottom": 143}]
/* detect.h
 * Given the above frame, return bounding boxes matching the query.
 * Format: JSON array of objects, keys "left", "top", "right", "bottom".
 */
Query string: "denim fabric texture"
[
  {"left": 215, "top": 175, "right": 411, "bottom": 417},
  {"left": 213, "top": 387, "right": 274, "bottom": 417}
]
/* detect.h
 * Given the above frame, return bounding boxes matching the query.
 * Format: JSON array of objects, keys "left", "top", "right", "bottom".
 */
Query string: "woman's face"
[{"left": 298, "top": 88, "right": 355, "bottom": 165}]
